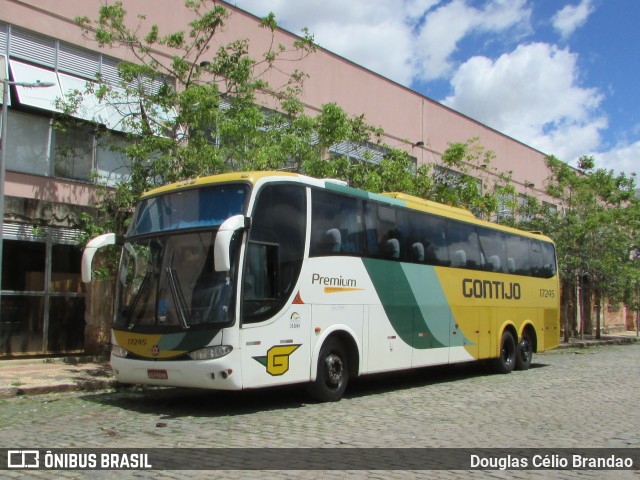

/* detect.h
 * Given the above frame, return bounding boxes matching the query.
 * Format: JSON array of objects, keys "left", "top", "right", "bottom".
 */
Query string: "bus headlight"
[
  {"left": 189, "top": 345, "right": 233, "bottom": 360},
  {"left": 111, "top": 344, "right": 128, "bottom": 358}
]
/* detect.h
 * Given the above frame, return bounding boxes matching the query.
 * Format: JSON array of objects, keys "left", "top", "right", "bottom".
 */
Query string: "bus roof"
[
  {"left": 141, "top": 171, "right": 554, "bottom": 244},
  {"left": 141, "top": 171, "right": 299, "bottom": 198},
  {"left": 381, "top": 192, "right": 476, "bottom": 220}
]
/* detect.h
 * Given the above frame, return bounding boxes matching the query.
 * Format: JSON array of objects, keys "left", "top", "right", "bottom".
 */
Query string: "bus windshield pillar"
[{"left": 214, "top": 215, "right": 248, "bottom": 272}]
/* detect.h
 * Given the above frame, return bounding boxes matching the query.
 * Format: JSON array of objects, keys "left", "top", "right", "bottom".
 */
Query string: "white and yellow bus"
[{"left": 82, "top": 171, "right": 560, "bottom": 401}]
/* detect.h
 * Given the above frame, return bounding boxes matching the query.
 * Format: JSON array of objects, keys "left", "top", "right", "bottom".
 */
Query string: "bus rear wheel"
[
  {"left": 515, "top": 331, "right": 533, "bottom": 370},
  {"left": 307, "top": 338, "right": 349, "bottom": 402},
  {"left": 492, "top": 331, "right": 516, "bottom": 374}
]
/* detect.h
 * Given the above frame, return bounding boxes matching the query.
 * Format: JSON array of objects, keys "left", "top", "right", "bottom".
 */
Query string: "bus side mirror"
[
  {"left": 81, "top": 233, "right": 117, "bottom": 283},
  {"left": 214, "top": 215, "right": 249, "bottom": 272}
]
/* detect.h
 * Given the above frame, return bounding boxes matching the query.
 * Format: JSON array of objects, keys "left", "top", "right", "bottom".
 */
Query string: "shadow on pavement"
[{"left": 79, "top": 359, "right": 550, "bottom": 418}]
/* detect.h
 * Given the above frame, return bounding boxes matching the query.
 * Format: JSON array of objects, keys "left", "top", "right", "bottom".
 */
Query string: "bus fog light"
[
  {"left": 188, "top": 345, "right": 233, "bottom": 360},
  {"left": 111, "top": 344, "right": 128, "bottom": 358}
]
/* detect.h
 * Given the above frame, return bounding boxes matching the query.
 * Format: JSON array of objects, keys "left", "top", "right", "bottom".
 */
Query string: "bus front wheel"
[
  {"left": 492, "top": 331, "right": 516, "bottom": 374},
  {"left": 307, "top": 337, "right": 349, "bottom": 402}
]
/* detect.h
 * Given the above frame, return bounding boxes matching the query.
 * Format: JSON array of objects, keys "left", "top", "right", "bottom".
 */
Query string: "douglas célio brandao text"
[{"left": 470, "top": 453, "right": 634, "bottom": 470}]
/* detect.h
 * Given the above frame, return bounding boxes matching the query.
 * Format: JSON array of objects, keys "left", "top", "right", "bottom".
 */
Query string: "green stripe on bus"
[
  {"left": 158, "top": 329, "right": 221, "bottom": 352},
  {"left": 324, "top": 182, "right": 407, "bottom": 207},
  {"left": 362, "top": 259, "right": 450, "bottom": 349},
  {"left": 401, "top": 263, "right": 454, "bottom": 347}
]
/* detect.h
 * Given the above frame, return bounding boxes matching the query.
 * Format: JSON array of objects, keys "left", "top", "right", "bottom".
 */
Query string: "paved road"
[{"left": 1, "top": 344, "right": 639, "bottom": 479}]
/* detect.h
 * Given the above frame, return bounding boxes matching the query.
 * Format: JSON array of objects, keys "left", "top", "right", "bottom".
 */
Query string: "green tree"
[
  {"left": 509, "top": 155, "right": 639, "bottom": 339},
  {"left": 62, "top": 1, "right": 513, "bottom": 245},
  {"left": 64, "top": 0, "right": 320, "bottom": 238}
]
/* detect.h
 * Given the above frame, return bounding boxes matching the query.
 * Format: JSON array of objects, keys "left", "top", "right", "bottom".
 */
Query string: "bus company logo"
[
  {"left": 462, "top": 278, "right": 522, "bottom": 300},
  {"left": 253, "top": 344, "right": 301, "bottom": 376},
  {"left": 151, "top": 345, "right": 160, "bottom": 356}
]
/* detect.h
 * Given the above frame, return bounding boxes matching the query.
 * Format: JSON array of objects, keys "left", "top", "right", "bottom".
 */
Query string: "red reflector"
[{"left": 148, "top": 369, "right": 168, "bottom": 380}]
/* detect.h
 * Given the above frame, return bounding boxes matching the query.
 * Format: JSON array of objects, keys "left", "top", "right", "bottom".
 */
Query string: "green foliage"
[
  {"left": 65, "top": 0, "right": 515, "bottom": 282},
  {"left": 508, "top": 154, "right": 640, "bottom": 336}
]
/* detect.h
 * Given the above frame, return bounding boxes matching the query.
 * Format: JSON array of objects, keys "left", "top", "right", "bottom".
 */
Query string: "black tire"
[
  {"left": 492, "top": 330, "right": 516, "bottom": 374},
  {"left": 306, "top": 338, "right": 349, "bottom": 402},
  {"left": 515, "top": 331, "right": 533, "bottom": 371}
]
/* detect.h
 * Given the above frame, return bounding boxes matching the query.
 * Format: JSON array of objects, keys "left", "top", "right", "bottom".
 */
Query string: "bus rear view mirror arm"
[
  {"left": 81, "top": 233, "right": 122, "bottom": 283},
  {"left": 214, "top": 215, "right": 250, "bottom": 272}
]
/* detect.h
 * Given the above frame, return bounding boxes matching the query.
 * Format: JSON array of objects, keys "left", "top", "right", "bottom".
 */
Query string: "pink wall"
[{"left": 6, "top": 171, "right": 97, "bottom": 205}]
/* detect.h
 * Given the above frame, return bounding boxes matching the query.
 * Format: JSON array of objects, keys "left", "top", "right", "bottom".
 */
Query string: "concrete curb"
[
  {"left": 557, "top": 335, "right": 640, "bottom": 349},
  {"left": 0, "top": 379, "right": 120, "bottom": 399}
]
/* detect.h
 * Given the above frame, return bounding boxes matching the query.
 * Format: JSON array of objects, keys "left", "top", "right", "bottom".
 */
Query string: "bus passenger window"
[
  {"left": 310, "top": 190, "right": 365, "bottom": 257},
  {"left": 478, "top": 228, "right": 507, "bottom": 273},
  {"left": 541, "top": 242, "right": 557, "bottom": 277},
  {"left": 409, "top": 211, "right": 449, "bottom": 266},
  {"left": 531, "top": 240, "right": 557, "bottom": 278},
  {"left": 447, "top": 222, "right": 481, "bottom": 269},
  {"left": 530, "top": 240, "right": 545, "bottom": 277},
  {"left": 364, "top": 202, "right": 408, "bottom": 261},
  {"left": 505, "top": 235, "right": 532, "bottom": 276}
]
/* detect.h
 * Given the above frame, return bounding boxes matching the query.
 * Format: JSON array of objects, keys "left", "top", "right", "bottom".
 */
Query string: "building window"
[
  {"left": 5, "top": 109, "right": 133, "bottom": 184},
  {"left": 495, "top": 192, "right": 515, "bottom": 221},
  {"left": 96, "top": 135, "right": 132, "bottom": 186},
  {"left": 5, "top": 110, "right": 52, "bottom": 176},
  {"left": 543, "top": 201, "right": 558, "bottom": 214},
  {"left": 518, "top": 194, "right": 534, "bottom": 222},
  {"left": 54, "top": 124, "right": 94, "bottom": 181}
]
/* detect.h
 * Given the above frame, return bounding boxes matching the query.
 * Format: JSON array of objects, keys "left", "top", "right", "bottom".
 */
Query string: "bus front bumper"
[{"left": 110, "top": 350, "right": 243, "bottom": 390}]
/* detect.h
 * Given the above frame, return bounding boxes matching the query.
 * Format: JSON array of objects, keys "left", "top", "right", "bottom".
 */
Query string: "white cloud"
[
  {"left": 231, "top": 0, "right": 531, "bottom": 84},
  {"left": 552, "top": 0, "right": 594, "bottom": 39},
  {"left": 232, "top": 0, "right": 432, "bottom": 85},
  {"left": 415, "top": 0, "right": 477, "bottom": 80},
  {"left": 414, "top": 0, "right": 531, "bottom": 80},
  {"left": 231, "top": 1, "right": 628, "bottom": 175},
  {"left": 443, "top": 43, "right": 607, "bottom": 165},
  {"left": 593, "top": 142, "right": 640, "bottom": 177}
]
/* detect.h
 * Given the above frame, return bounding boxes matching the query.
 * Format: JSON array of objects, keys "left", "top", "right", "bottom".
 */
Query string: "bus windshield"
[
  {"left": 116, "top": 231, "right": 238, "bottom": 330},
  {"left": 128, "top": 184, "right": 249, "bottom": 236}
]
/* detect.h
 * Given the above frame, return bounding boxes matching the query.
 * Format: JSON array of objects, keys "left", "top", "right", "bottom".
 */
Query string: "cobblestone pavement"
[{"left": 1, "top": 344, "right": 639, "bottom": 479}]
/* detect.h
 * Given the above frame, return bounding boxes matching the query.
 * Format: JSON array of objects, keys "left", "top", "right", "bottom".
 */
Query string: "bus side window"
[
  {"left": 505, "top": 235, "right": 532, "bottom": 276},
  {"left": 530, "top": 240, "right": 545, "bottom": 277},
  {"left": 447, "top": 221, "right": 481, "bottom": 270},
  {"left": 363, "top": 201, "right": 407, "bottom": 261},
  {"left": 478, "top": 228, "right": 507, "bottom": 273},
  {"left": 409, "top": 211, "right": 449, "bottom": 266},
  {"left": 310, "top": 190, "right": 365, "bottom": 257},
  {"left": 243, "top": 184, "right": 306, "bottom": 324},
  {"left": 541, "top": 242, "right": 557, "bottom": 277}
]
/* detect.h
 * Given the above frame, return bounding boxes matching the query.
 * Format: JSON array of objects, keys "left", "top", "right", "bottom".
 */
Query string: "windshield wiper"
[
  {"left": 126, "top": 272, "right": 152, "bottom": 327},
  {"left": 166, "top": 267, "right": 191, "bottom": 329}
]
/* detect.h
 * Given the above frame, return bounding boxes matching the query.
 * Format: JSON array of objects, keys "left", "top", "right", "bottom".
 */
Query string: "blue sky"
[{"left": 231, "top": 0, "right": 638, "bottom": 177}]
